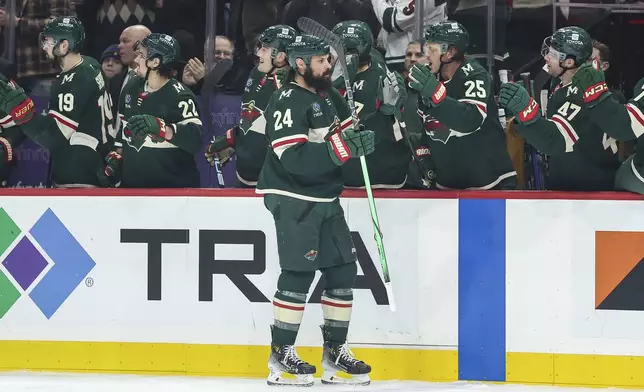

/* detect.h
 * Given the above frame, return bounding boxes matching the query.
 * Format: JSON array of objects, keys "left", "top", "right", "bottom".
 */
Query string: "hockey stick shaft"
[
  {"left": 201, "top": 58, "right": 233, "bottom": 188},
  {"left": 298, "top": 17, "right": 395, "bottom": 311}
]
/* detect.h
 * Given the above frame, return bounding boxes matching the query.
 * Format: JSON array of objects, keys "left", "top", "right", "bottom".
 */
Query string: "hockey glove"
[
  {"left": 499, "top": 82, "right": 541, "bottom": 125},
  {"left": 326, "top": 124, "right": 375, "bottom": 166},
  {"left": 379, "top": 70, "right": 407, "bottom": 120},
  {"left": 0, "top": 80, "right": 35, "bottom": 125},
  {"left": 97, "top": 151, "right": 122, "bottom": 187},
  {"left": 0, "top": 136, "right": 14, "bottom": 164},
  {"left": 573, "top": 62, "right": 611, "bottom": 106},
  {"left": 408, "top": 64, "right": 446, "bottom": 107},
  {"left": 204, "top": 127, "right": 236, "bottom": 166},
  {"left": 331, "top": 54, "right": 359, "bottom": 92},
  {"left": 127, "top": 114, "right": 168, "bottom": 143}
]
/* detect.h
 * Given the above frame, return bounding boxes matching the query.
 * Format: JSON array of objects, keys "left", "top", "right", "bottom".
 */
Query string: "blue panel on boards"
[{"left": 458, "top": 199, "right": 506, "bottom": 382}]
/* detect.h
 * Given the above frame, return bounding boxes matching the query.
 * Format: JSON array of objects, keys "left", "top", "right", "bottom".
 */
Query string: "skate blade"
[
  {"left": 267, "top": 370, "right": 314, "bottom": 387},
  {"left": 321, "top": 370, "right": 370, "bottom": 386}
]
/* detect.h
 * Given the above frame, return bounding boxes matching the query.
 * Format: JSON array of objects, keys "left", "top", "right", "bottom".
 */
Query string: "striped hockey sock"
[
  {"left": 272, "top": 290, "right": 307, "bottom": 345},
  {"left": 321, "top": 288, "right": 353, "bottom": 343}
]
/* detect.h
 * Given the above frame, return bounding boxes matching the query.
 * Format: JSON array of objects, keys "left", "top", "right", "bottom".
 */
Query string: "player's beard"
[{"left": 304, "top": 68, "right": 331, "bottom": 91}]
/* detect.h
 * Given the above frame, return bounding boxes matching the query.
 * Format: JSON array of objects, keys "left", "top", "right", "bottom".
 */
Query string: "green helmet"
[
  {"left": 541, "top": 26, "right": 592, "bottom": 67},
  {"left": 423, "top": 20, "right": 469, "bottom": 55},
  {"left": 135, "top": 33, "right": 180, "bottom": 67},
  {"left": 40, "top": 16, "right": 85, "bottom": 53},
  {"left": 256, "top": 25, "right": 297, "bottom": 57},
  {"left": 332, "top": 20, "right": 373, "bottom": 58},
  {"left": 286, "top": 34, "right": 330, "bottom": 69}
]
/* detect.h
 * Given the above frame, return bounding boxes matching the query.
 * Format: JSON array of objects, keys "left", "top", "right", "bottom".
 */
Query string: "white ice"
[{"left": 0, "top": 372, "right": 636, "bottom": 392}]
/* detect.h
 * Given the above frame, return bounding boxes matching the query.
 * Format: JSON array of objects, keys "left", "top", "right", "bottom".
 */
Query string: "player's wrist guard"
[
  {"left": 517, "top": 97, "right": 541, "bottom": 125},
  {"left": 0, "top": 137, "right": 14, "bottom": 163},
  {"left": 150, "top": 117, "right": 167, "bottom": 142},
  {"left": 426, "top": 81, "right": 447, "bottom": 107},
  {"left": 583, "top": 82, "right": 611, "bottom": 107},
  {"left": 327, "top": 130, "right": 352, "bottom": 165}
]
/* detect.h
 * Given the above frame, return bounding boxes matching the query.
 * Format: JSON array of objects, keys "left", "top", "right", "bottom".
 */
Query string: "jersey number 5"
[
  {"left": 273, "top": 109, "right": 293, "bottom": 130},
  {"left": 464, "top": 80, "right": 486, "bottom": 99}
]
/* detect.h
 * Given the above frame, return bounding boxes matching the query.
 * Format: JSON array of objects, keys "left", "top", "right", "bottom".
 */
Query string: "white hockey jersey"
[{"left": 372, "top": 0, "right": 447, "bottom": 70}]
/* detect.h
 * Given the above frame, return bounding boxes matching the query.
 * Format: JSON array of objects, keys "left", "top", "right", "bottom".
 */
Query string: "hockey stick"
[
  {"left": 201, "top": 58, "right": 233, "bottom": 188},
  {"left": 520, "top": 72, "right": 545, "bottom": 190},
  {"left": 385, "top": 71, "right": 435, "bottom": 188},
  {"left": 297, "top": 17, "right": 396, "bottom": 312}
]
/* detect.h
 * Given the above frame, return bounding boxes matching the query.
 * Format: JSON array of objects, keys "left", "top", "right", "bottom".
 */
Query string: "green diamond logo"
[{"left": 0, "top": 208, "right": 22, "bottom": 317}]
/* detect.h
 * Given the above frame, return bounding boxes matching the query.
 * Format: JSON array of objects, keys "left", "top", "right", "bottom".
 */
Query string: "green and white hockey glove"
[
  {"left": 331, "top": 54, "right": 359, "bottom": 91},
  {"left": 379, "top": 70, "right": 407, "bottom": 120},
  {"left": 127, "top": 114, "right": 168, "bottom": 143},
  {"left": 205, "top": 127, "right": 236, "bottom": 166},
  {"left": 573, "top": 61, "right": 610, "bottom": 106},
  {"left": 499, "top": 82, "right": 541, "bottom": 125},
  {"left": 326, "top": 124, "right": 375, "bottom": 166},
  {"left": 408, "top": 64, "right": 446, "bottom": 107},
  {"left": 0, "top": 80, "right": 35, "bottom": 125}
]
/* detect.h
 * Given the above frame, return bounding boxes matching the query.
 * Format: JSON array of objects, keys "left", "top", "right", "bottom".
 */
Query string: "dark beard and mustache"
[{"left": 303, "top": 67, "right": 331, "bottom": 90}]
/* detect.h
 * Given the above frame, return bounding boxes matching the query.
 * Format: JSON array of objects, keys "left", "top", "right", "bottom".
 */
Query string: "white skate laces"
[{"left": 335, "top": 343, "right": 359, "bottom": 367}]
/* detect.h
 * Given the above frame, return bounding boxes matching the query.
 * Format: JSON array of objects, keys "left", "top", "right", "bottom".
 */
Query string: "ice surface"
[{"left": 0, "top": 372, "right": 636, "bottom": 392}]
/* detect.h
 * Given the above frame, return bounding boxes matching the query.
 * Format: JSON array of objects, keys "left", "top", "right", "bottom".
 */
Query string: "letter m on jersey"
[
  {"left": 279, "top": 89, "right": 293, "bottom": 100},
  {"left": 62, "top": 74, "right": 75, "bottom": 84}
]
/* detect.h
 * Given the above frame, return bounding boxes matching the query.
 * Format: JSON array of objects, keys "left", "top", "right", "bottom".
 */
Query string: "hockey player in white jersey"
[{"left": 371, "top": 0, "right": 447, "bottom": 71}]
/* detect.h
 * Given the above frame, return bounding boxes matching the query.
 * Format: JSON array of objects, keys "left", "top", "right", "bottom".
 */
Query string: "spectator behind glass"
[
  {"left": 404, "top": 40, "right": 424, "bottom": 79},
  {"left": 591, "top": 40, "right": 625, "bottom": 103},
  {"left": 2, "top": 0, "right": 72, "bottom": 96},
  {"left": 182, "top": 36, "right": 234, "bottom": 89},
  {"left": 101, "top": 44, "right": 123, "bottom": 81},
  {"left": 282, "top": 0, "right": 380, "bottom": 41}
]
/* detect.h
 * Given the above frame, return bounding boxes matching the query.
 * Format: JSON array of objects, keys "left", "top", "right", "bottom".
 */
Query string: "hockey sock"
[
  {"left": 321, "top": 288, "right": 353, "bottom": 343},
  {"left": 272, "top": 270, "right": 315, "bottom": 345},
  {"left": 320, "top": 261, "right": 357, "bottom": 343}
]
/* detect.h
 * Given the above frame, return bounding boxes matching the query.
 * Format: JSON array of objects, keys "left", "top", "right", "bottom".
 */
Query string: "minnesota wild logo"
[
  {"left": 418, "top": 109, "right": 461, "bottom": 144},
  {"left": 239, "top": 100, "right": 264, "bottom": 134}
]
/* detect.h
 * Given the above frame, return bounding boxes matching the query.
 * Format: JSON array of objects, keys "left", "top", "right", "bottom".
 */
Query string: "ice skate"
[
  {"left": 267, "top": 343, "right": 316, "bottom": 387},
  {"left": 320, "top": 327, "right": 371, "bottom": 386}
]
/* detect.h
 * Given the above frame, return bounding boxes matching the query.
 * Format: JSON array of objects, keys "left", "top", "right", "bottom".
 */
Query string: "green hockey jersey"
[
  {"left": 341, "top": 65, "right": 410, "bottom": 188},
  {"left": 256, "top": 83, "right": 352, "bottom": 202},
  {"left": 20, "top": 56, "right": 114, "bottom": 187},
  {"left": 584, "top": 77, "right": 644, "bottom": 191},
  {"left": 232, "top": 67, "right": 287, "bottom": 185},
  {"left": 117, "top": 77, "right": 203, "bottom": 188},
  {"left": 418, "top": 58, "right": 516, "bottom": 189},
  {"left": 513, "top": 78, "right": 621, "bottom": 191}
]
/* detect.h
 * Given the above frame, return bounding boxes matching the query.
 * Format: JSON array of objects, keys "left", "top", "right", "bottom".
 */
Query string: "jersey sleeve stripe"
[
  {"left": 626, "top": 103, "right": 644, "bottom": 138},
  {"left": 177, "top": 118, "right": 202, "bottom": 126},
  {"left": 48, "top": 110, "right": 79, "bottom": 128},
  {"left": 0, "top": 115, "right": 14, "bottom": 128},
  {"left": 458, "top": 98, "right": 488, "bottom": 124},
  {"left": 48, "top": 110, "right": 78, "bottom": 139},
  {"left": 340, "top": 117, "right": 352, "bottom": 131},
  {"left": 272, "top": 134, "right": 309, "bottom": 159},
  {"left": 551, "top": 114, "right": 578, "bottom": 153}
]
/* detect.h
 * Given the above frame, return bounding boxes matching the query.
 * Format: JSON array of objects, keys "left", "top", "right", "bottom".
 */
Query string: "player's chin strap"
[{"left": 435, "top": 53, "right": 455, "bottom": 81}]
